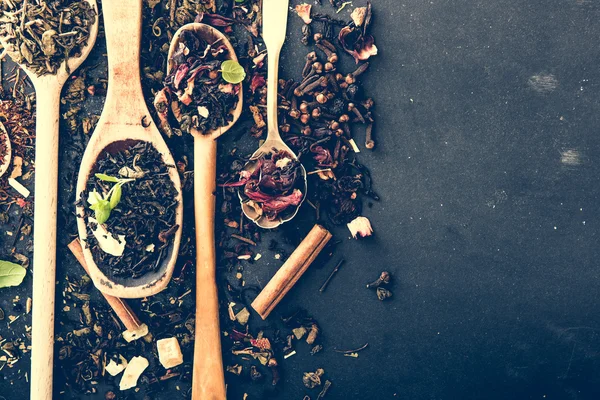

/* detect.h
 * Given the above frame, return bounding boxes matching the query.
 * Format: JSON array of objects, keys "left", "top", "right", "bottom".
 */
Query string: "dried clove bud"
[
  {"left": 365, "top": 122, "right": 375, "bottom": 149},
  {"left": 367, "top": 271, "right": 391, "bottom": 288}
]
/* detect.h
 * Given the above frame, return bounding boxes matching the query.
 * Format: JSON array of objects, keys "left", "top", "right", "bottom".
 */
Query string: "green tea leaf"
[
  {"left": 0, "top": 260, "right": 26, "bottom": 288},
  {"left": 95, "top": 173, "right": 120, "bottom": 183},
  {"left": 221, "top": 60, "right": 246, "bottom": 84},
  {"left": 109, "top": 184, "right": 122, "bottom": 209},
  {"left": 87, "top": 189, "right": 103, "bottom": 206},
  {"left": 94, "top": 200, "right": 112, "bottom": 224}
]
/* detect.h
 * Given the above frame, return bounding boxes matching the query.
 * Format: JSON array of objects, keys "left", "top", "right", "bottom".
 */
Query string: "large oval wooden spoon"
[
  {"left": 0, "top": 1, "right": 98, "bottom": 398},
  {"left": 240, "top": 0, "right": 307, "bottom": 229},
  {"left": 75, "top": 0, "right": 183, "bottom": 299},
  {"left": 167, "top": 23, "right": 243, "bottom": 400}
]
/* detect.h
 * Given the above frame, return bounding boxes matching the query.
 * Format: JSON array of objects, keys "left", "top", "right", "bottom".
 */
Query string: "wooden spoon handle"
[
  {"left": 30, "top": 82, "right": 61, "bottom": 400},
  {"left": 101, "top": 0, "right": 147, "bottom": 123},
  {"left": 262, "top": 0, "right": 289, "bottom": 141},
  {"left": 192, "top": 135, "right": 226, "bottom": 400}
]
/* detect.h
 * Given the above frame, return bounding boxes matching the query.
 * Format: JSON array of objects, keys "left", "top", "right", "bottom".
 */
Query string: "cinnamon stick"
[
  {"left": 67, "top": 238, "right": 149, "bottom": 341},
  {"left": 251, "top": 224, "right": 332, "bottom": 319}
]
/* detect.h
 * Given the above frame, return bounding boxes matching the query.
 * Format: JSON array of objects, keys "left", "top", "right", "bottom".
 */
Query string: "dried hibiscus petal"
[
  {"left": 347, "top": 216, "right": 373, "bottom": 239},
  {"left": 239, "top": 151, "right": 305, "bottom": 221},
  {"left": 295, "top": 3, "right": 312, "bottom": 24}
]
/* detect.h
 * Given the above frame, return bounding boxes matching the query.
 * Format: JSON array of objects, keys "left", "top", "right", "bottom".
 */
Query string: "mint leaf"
[
  {"left": 0, "top": 260, "right": 26, "bottom": 288},
  {"left": 95, "top": 173, "right": 120, "bottom": 183},
  {"left": 109, "top": 184, "right": 122, "bottom": 209},
  {"left": 87, "top": 189, "right": 103, "bottom": 206},
  {"left": 221, "top": 60, "right": 246, "bottom": 84},
  {"left": 94, "top": 200, "right": 112, "bottom": 224}
]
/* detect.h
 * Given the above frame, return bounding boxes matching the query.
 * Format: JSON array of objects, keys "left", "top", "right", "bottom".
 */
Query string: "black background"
[{"left": 3, "top": 0, "right": 600, "bottom": 399}]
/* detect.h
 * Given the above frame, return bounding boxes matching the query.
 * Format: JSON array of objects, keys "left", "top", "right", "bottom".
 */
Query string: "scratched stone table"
[{"left": 2, "top": 0, "right": 600, "bottom": 399}]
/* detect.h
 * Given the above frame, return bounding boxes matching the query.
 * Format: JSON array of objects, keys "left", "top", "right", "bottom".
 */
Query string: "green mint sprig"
[{"left": 87, "top": 174, "right": 135, "bottom": 224}]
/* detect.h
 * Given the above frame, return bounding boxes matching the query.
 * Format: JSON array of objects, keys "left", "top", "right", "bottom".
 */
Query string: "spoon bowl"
[
  {"left": 0, "top": 121, "right": 12, "bottom": 178},
  {"left": 239, "top": 141, "right": 307, "bottom": 229},
  {"left": 239, "top": 0, "right": 307, "bottom": 229},
  {"left": 168, "top": 23, "right": 244, "bottom": 140},
  {"left": 75, "top": 0, "right": 183, "bottom": 299}
]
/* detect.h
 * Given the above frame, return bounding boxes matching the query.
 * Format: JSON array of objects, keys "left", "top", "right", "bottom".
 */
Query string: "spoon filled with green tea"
[
  {"left": 165, "top": 22, "right": 243, "bottom": 400},
  {"left": 75, "top": 0, "right": 183, "bottom": 301},
  {"left": 0, "top": 1, "right": 98, "bottom": 398},
  {"left": 238, "top": 0, "right": 308, "bottom": 229}
]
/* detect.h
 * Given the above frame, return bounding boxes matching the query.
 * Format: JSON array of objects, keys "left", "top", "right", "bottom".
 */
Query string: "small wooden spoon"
[
  {"left": 75, "top": 0, "right": 183, "bottom": 299},
  {"left": 0, "top": 121, "right": 12, "bottom": 178},
  {"left": 240, "top": 0, "right": 307, "bottom": 229},
  {"left": 0, "top": 2, "right": 98, "bottom": 398},
  {"left": 167, "top": 23, "right": 243, "bottom": 400}
]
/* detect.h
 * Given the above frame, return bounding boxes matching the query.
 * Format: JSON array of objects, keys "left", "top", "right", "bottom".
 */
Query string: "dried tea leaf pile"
[
  {"left": 0, "top": 0, "right": 97, "bottom": 75},
  {"left": 80, "top": 142, "right": 179, "bottom": 279},
  {"left": 154, "top": 29, "right": 242, "bottom": 136}
]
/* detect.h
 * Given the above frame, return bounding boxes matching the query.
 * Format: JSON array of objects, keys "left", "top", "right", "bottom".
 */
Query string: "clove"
[
  {"left": 365, "top": 122, "right": 375, "bottom": 149},
  {"left": 366, "top": 271, "right": 390, "bottom": 288}
]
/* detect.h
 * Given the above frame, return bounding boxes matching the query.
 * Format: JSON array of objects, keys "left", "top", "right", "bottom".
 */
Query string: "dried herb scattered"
[
  {"left": 155, "top": 29, "right": 242, "bottom": 136},
  {"left": 0, "top": 0, "right": 97, "bottom": 75},
  {"left": 79, "top": 142, "right": 179, "bottom": 279}
]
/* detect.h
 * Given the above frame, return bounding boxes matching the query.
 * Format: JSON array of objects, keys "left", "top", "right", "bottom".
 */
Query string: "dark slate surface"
[{"left": 3, "top": 0, "right": 600, "bottom": 399}]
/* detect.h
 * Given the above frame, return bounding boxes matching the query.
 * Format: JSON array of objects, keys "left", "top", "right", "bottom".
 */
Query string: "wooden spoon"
[
  {"left": 0, "top": 121, "right": 12, "bottom": 178},
  {"left": 167, "top": 23, "right": 243, "bottom": 400},
  {"left": 75, "top": 0, "right": 183, "bottom": 299},
  {"left": 0, "top": 1, "right": 98, "bottom": 398},
  {"left": 240, "top": 0, "right": 307, "bottom": 229}
]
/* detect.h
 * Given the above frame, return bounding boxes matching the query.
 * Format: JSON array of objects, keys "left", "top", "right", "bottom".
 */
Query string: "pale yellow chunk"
[
  {"left": 119, "top": 356, "right": 149, "bottom": 391},
  {"left": 157, "top": 337, "right": 183, "bottom": 369}
]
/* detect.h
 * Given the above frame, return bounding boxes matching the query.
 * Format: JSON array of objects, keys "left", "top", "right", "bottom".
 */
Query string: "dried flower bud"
[
  {"left": 347, "top": 216, "right": 373, "bottom": 239},
  {"left": 338, "top": 114, "right": 350, "bottom": 123},
  {"left": 367, "top": 271, "right": 391, "bottom": 288},
  {"left": 289, "top": 109, "right": 301, "bottom": 119},
  {"left": 313, "top": 32, "right": 323, "bottom": 42},
  {"left": 311, "top": 107, "right": 322, "bottom": 119},
  {"left": 280, "top": 123, "right": 290, "bottom": 133},
  {"left": 302, "top": 126, "right": 312, "bottom": 136},
  {"left": 299, "top": 101, "right": 309, "bottom": 113},
  {"left": 300, "top": 113, "right": 311, "bottom": 124},
  {"left": 324, "top": 62, "right": 335, "bottom": 72},
  {"left": 316, "top": 93, "right": 328, "bottom": 104},
  {"left": 362, "top": 98, "right": 374, "bottom": 109},
  {"left": 313, "top": 62, "right": 323, "bottom": 73}
]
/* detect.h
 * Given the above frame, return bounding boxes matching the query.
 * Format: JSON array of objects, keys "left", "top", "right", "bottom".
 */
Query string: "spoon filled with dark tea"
[
  {"left": 75, "top": 0, "right": 183, "bottom": 300},
  {"left": 163, "top": 22, "right": 243, "bottom": 400},
  {"left": 0, "top": 0, "right": 98, "bottom": 397},
  {"left": 238, "top": 0, "right": 308, "bottom": 229}
]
